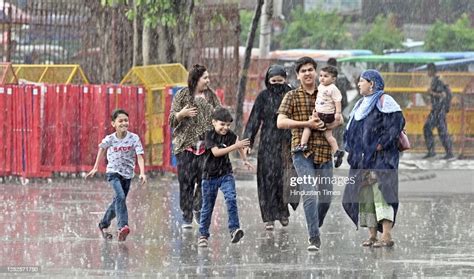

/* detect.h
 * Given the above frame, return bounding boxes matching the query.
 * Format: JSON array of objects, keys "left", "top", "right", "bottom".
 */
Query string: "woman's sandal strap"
[{"left": 362, "top": 237, "right": 378, "bottom": 246}]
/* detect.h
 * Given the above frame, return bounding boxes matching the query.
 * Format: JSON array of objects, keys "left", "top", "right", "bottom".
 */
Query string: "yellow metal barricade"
[
  {"left": 383, "top": 72, "right": 474, "bottom": 93},
  {"left": 12, "top": 64, "right": 89, "bottom": 84},
  {"left": 120, "top": 63, "right": 188, "bottom": 167},
  {"left": 381, "top": 72, "right": 474, "bottom": 156},
  {"left": 0, "top": 63, "right": 18, "bottom": 84}
]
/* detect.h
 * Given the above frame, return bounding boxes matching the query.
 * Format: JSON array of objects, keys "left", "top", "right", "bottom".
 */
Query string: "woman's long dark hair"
[{"left": 188, "top": 64, "right": 207, "bottom": 95}]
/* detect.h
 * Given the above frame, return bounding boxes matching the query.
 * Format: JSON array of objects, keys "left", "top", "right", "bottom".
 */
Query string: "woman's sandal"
[
  {"left": 279, "top": 217, "right": 289, "bottom": 227},
  {"left": 373, "top": 238, "right": 394, "bottom": 248},
  {"left": 362, "top": 237, "right": 378, "bottom": 247},
  {"left": 265, "top": 221, "right": 274, "bottom": 231}
]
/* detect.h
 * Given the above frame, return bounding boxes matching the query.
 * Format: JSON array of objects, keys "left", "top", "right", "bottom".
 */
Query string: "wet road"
[{"left": 0, "top": 164, "right": 473, "bottom": 278}]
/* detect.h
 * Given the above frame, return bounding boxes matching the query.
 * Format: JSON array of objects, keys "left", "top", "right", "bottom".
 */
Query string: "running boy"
[
  {"left": 198, "top": 107, "right": 254, "bottom": 248},
  {"left": 86, "top": 108, "right": 147, "bottom": 241},
  {"left": 294, "top": 65, "right": 345, "bottom": 168}
]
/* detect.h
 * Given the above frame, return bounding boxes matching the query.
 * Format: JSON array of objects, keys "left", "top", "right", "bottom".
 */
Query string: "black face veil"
[{"left": 265, "top": 65, "right": 288, "bottom": 93}]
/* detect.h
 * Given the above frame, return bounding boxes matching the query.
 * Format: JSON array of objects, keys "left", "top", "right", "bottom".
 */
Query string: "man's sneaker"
[
  {"left": 442, "top": 153, "right": 456, "bottom": 161},
  {"left": 193, "top": 210, "right": 201, "bottom": 225},
  {"left": 334, "top": 150, "right": 345, "bottom": 168},
  {"left": 198, "top": 236, "right": 208, "bottom": 247},
  {"left": 265, "top": 221, "right": 274, "bottom": 231},
  {"left": 182, "top": 222, "right": 193, "bottom": 229},
  {"left": 307, "top": 236, "right": 321, "bottom": 251},
  {"left": 230, "top": 228, "right": 244, "bottom": 243},
  {"left": 422, "top": 152, "right": 436, "bottom": 159},
  {"left": 98, "top": 223, "right": 113, "bottom": 240},
  {"left": 117, "top": 225, "right": 130, "bottom": 242}
]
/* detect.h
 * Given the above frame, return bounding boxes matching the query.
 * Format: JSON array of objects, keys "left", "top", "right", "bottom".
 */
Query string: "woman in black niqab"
[{"left": 243, "top": 65, "right": 295, "bottom": 230}]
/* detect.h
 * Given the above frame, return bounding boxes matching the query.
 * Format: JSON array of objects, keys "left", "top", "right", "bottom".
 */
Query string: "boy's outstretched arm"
[
  {"left": 85, "top": 148, "right": 106, "bottom": 179},
  {"left": 210, "top": 137, "right": 250, "bottom": 157},
  {"left": 137, "top": 154, "right": 147, "bottom": 185}
]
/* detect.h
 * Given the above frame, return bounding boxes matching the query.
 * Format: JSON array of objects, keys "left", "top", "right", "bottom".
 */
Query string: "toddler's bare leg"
[{"left": 324, "top": 129, "right": 338, "bottom": 154}]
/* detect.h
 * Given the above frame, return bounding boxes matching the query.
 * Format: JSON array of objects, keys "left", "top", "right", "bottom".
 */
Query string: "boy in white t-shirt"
[
  {"left": 294, "top": 65, "right": 345, "bottom": 168},
  {"left": 86, "top": 109, "right": 147, "bottom": 241}
]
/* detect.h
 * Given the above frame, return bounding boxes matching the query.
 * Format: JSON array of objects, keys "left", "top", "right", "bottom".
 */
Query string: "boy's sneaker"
[
  {"left": 334, "top": 150, "right": 345, "bottom": 168},
  {"left": 117, "top": 225, "right": 130, "bottom": 242},
  {"left": 307, "top": 236, "right": 321, "bottom": 251},
  {"left": 198, "top": 236, "right": 208, "bottom": 247},
  {"left": 98, "top": 223, "right": 113, "bottom": 240},
  {"left": 442, "top": 153, "right": 456, "bottom": 161},
  {"left": 230, "top": 228, "right": 244, "bottom": 243},
  {"left": 422, "top": 152, "right": 436, "bottom": 159},
  {"left": 182, "top": 221, "right": 193, "bottom": 229},
  {"left": 292, "top": 144, "right": 308, "bottom": 153},
  {"left": 193, "top": 210, "right": 201, "bottom": 225}
]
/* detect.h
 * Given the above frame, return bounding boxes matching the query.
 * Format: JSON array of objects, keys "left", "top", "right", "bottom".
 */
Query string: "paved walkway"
[{"left": 0, "top": 158, "right": 473, "bottom": 277}]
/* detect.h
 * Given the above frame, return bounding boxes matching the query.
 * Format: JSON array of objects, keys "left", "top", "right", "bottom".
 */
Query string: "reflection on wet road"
[{"left": 0, "top": 172, "right": 473, "bottom": 277}]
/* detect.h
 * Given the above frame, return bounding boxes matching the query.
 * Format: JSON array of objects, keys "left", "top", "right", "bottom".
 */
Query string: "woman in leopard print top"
[{"left": 169, "top": 64, "right": 220, "bottom": 227}]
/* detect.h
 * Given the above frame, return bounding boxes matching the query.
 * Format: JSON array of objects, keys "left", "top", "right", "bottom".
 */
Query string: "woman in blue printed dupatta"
[{"left": 342, "top": 70, "right": 405, "bottom": 248}]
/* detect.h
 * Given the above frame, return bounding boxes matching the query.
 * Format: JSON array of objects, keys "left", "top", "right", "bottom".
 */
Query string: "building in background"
[{"left": 303, "top": 0, "right": 362, "bottom": 15}]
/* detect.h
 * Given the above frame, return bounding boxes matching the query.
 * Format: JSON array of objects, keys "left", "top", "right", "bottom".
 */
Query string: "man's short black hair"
[
  {"left": 212, "top": 107, "right": 233, "bottom": 122},
  {"left": 321, "top": 65, "right": 338, "bottom": 78},
  {"left": 111, "top": 109, "right": 129, "bottom": 121},
  {"left": 327, "top": 57, "right": 337, "bottom": 67},
  {"left": 295, "top": 56, "right": 318, "bottom": 73},
  {"left": 427, "top": 63, "right": 437, "bottom": 73}
]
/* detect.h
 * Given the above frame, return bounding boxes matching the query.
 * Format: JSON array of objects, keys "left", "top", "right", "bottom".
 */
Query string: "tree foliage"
[
  {"left": 101, "top": 0, "right": 181, "bottom": 27},
  {"left": 239, "top": 9, "right": 259, "bottom": 47},
  {"left": 355, "top": 14, "right": 404, "bottom": 54},
  {"left": 276, "top": 6, "right": 351, "bottom": 49},
  {"left": 424, "top": 14, "right": 474, "bottom": 51}
]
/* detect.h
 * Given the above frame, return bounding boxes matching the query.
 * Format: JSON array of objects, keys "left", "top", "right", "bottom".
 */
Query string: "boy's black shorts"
[{"left": 318, "top": 112, "right": 335, "bottom": 124}]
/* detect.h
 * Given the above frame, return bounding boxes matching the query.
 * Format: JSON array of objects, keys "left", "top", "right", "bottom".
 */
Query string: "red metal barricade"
[
  {"left": 0, "top": 84, "right": 147, "bottom": 179},
  {"left": 0, "top": 86, "right": 11, "bottom": 176},
  {"left": 0, "top": 85, "right": 50, "bottom": 178}
]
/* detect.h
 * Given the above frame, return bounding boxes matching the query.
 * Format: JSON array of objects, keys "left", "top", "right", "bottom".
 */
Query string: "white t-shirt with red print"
[{"left": 99, "top": 132, "right": 144, "bottom": 179}]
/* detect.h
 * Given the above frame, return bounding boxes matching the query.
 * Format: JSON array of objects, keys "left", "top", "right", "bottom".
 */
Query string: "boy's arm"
[
  {"left": 136, "top": 154, "right": 147, "bottom": 185},
  {"left": 335, "top": 101, "right": 342, "bottom": 122},
  {"left": 210, "top": 137, "right": 250, "bottom": 157},
  {"left": 85, "top": 148, "right": 106, "bottom": 179},
  {"left": 324, "top": 101, "right": 343, "bottom": 130},
  {"left": 332, "top": 85, "right": 343, "bottom": 125}
]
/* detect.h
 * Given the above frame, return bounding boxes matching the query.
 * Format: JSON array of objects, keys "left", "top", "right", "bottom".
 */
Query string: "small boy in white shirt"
[{"left": 294, "top": 65, "right": 345, "bottom": 167}]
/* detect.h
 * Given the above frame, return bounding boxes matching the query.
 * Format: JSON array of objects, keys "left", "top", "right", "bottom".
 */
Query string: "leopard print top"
[{"left": 169, "top": 87, "right": 221, "bottom": 154}]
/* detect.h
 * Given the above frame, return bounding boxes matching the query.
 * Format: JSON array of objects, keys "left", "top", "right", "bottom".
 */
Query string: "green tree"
[
  {"left": 101, "top": 0, "right": 179, "bottom": 27},
  {"left": 102, "top": 0, "right": 194, "bottom": 65},
  {"left": 276, "top": 6, "right": 351, "bottom": 49},
  {"left": 424, "top": 14, "right": 474, "bottom": 51},
  {"left": 239, "top": 10, "right": 259, "bottom": 47},
  {"left": 355, "top": 14, "right": 404, "bottom": 54}
]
